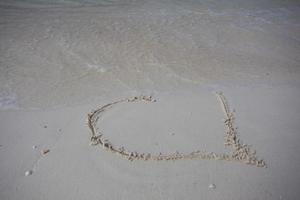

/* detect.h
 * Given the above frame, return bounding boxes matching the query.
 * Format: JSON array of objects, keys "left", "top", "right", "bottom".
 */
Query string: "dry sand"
[{"left": 1, "top": 0, "right": 300, "bottom": 199}]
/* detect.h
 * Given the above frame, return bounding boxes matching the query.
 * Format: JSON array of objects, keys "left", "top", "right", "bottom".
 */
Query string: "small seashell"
[
  {"left": 209, "top": 184, "right": 216, "bottom": 189},
  {"left": 41, "top": 149, "right": 50, "bottom": 155},
  {"left": 25, "top": 170, "right": 33, "bottom": 176}
]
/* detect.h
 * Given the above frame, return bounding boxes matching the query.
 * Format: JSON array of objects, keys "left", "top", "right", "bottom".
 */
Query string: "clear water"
[{"left": 0, "top": 0, "right": 299, "bottom": 109}]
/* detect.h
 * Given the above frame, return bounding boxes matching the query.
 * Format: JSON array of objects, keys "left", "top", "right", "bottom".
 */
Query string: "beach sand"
[{"left": 1, "top": 0, "right": 300, "bottom": 199}]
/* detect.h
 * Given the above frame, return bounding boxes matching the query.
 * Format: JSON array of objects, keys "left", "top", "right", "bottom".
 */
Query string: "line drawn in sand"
[{"left": 87, "top": 92, "right": 266, "bottom": 167}]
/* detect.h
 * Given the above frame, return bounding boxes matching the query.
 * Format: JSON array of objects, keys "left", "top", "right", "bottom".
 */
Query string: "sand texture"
[{"left": 1, "top": 0, "right": 300, "bottom": 199}]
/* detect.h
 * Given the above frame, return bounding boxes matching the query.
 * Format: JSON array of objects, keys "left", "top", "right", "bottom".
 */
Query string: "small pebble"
[
  {"left": 41, "top": 149, "right": 50, "bottom": 155},
  {"left": 32, "top": 145, "right": 37, "bottom": 149},
  {"left": 25, "top": 170, "right": 33, "bottom": 176},
  {"left": 209, "top": 184, "right": 216, "bottom": 189}
]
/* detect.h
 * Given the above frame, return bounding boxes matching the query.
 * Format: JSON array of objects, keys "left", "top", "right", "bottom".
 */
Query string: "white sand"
[{"left": 1, "top": 0, "right": 300, "bottom": 199}]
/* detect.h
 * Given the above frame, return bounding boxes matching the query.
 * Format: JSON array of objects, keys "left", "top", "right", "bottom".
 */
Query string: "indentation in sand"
[{"left": 87, "top": 92, "right": 266, "bottom": 167}]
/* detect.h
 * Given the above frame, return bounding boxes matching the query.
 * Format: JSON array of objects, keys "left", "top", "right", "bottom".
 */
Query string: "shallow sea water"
[{"left": 0, "top": 0, "right": 299, "bottom": 109}]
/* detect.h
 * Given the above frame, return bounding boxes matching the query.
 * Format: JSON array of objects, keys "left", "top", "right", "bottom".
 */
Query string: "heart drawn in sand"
[{"left": 87, "top": 92, "right": 266, "bottom": 167}]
